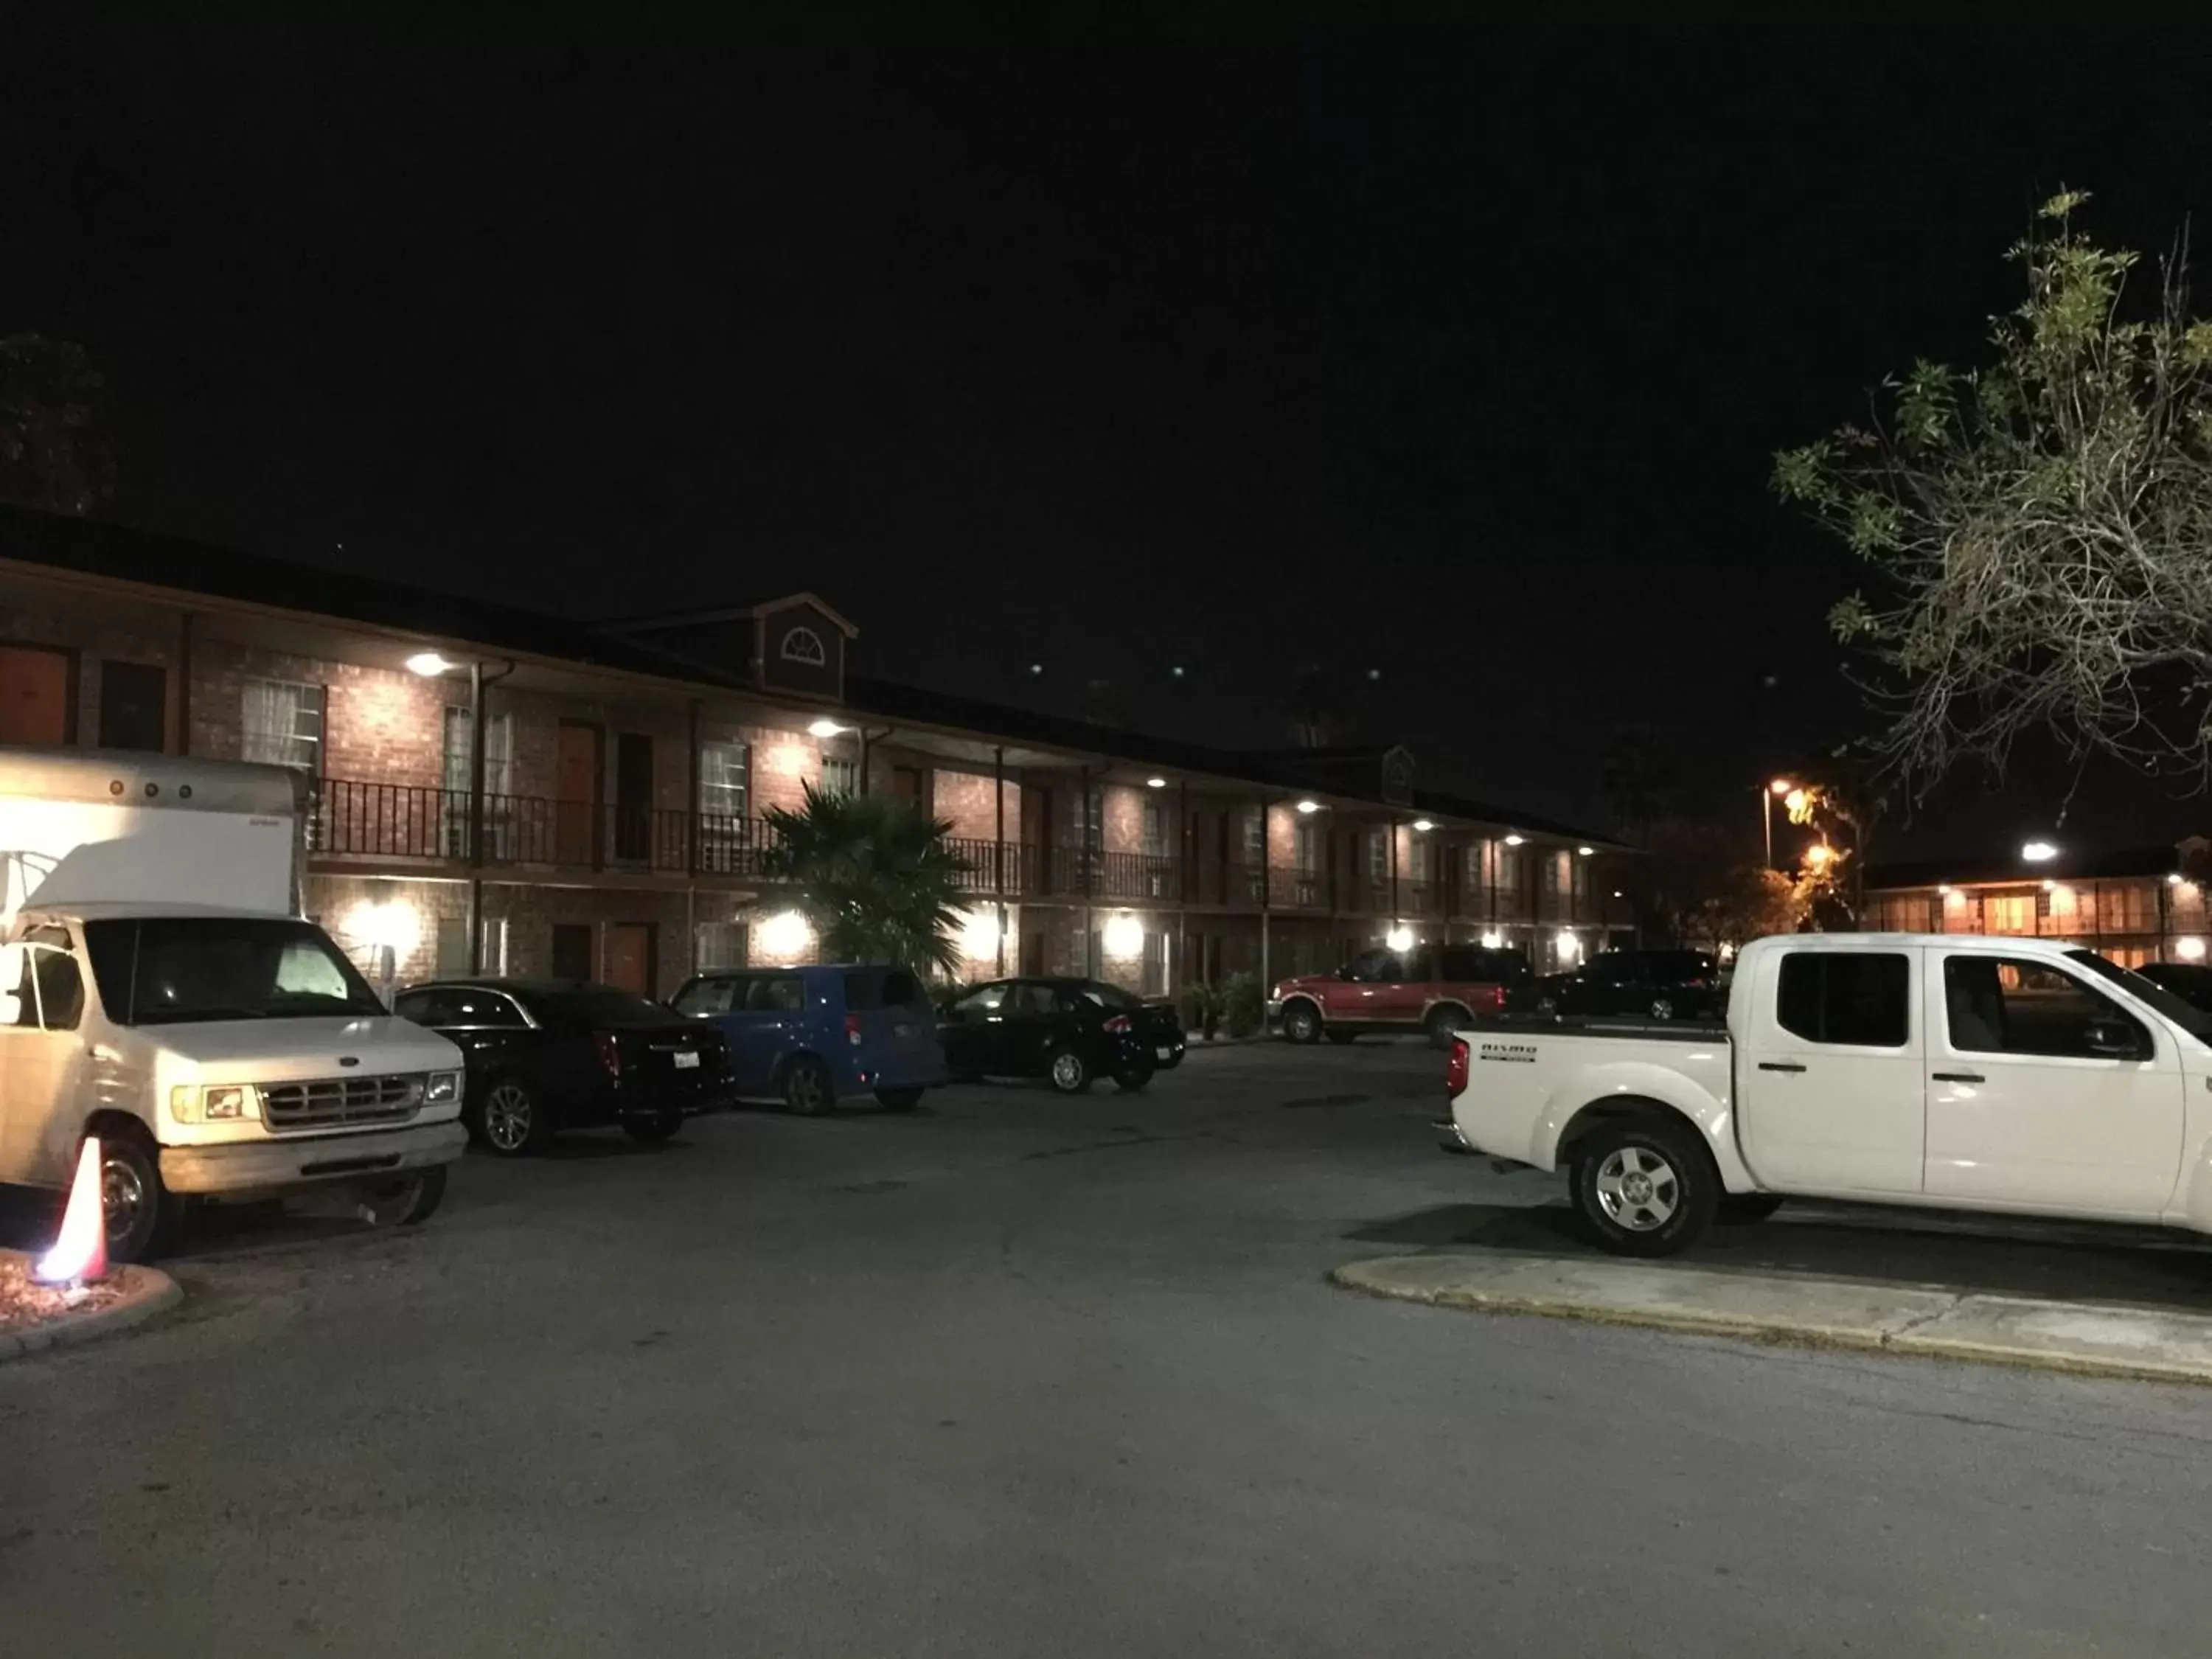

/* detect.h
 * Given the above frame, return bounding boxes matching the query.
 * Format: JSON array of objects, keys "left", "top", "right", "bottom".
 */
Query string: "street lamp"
[
  {"left": 1763, "top": 778, "right": 1795, "bottom": 869},
  {"left": 2022, "top": 841, "right": 2059, "bottom": 863}
]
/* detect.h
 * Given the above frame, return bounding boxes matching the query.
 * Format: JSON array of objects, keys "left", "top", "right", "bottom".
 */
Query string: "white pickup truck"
[
  {"left": 1442, "top": 932, "right": 2212, "bottom": 1256},
  {"left": 0, "top": 747, "right": 465, "bottom": 1260}
]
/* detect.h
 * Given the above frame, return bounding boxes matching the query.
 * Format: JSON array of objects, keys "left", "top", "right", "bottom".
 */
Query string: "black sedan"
[
  {"left": 394, "top": 978, "right": 734, "bottom": 1155},
  {"left": 1513, "top": 948, "right": 1722, "bottom": 1022},
  {"left": 939, "top": 977, "right": 1172, "bottom": 1093}
]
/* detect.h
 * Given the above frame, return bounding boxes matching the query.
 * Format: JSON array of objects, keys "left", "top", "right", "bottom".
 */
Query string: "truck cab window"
[
  {"left": 1944, "top": 957, "right": 2146, "bottom": 1059},
  {"left": 1777, "top": 952, "right": 1910, "bottom": 1046}
]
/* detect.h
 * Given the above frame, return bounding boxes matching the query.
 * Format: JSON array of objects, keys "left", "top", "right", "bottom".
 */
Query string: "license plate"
[
  {"left": 1157, "top": 1046, "right": 1176, "bottom": 1060},
  {"left": 672, "top": 1051, "right": 700, "bottom": 1070}
]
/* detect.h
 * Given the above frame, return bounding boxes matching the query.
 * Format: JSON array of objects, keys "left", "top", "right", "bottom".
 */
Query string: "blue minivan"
[{"left": 671, "top": 963, "right": 947, "bottom": 1115}]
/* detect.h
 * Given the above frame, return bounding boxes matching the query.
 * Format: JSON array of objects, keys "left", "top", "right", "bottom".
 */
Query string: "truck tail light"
[
  {"left": 594, "top": 1032, "right": 622, "bottom": 1081},
  {"left": 1104, "top": 1015, "right": 1133, "bottom": 1034},
  {"left": 1481, "top": 984, "right": 1506, "bottom": 1011},
  {"left": 846, "top": 1012, "right": 863, "bottom": 1047},
  {"left": 1446, "top": 1037, "right": 1470, "bottom": 1096}
]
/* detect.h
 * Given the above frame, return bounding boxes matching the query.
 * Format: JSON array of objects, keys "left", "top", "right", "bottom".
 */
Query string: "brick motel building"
[{"left": 0, "top": 504, "right": 1632, "bottom": 999}]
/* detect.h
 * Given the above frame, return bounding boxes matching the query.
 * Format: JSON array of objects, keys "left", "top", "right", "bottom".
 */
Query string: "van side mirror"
[{"left": 2084, "top": 1019, "right": 2146, "bottom": 1060}]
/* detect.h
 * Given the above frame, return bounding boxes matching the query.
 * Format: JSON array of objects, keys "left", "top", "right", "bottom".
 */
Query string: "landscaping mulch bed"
[{"left": 0, "top": 1253, "right": 126, "bottom": 1332}]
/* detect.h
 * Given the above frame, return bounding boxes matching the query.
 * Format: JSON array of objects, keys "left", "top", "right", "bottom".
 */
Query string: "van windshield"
[{"left": 83, "top": 917, "right": 389, "bottom": 1025}]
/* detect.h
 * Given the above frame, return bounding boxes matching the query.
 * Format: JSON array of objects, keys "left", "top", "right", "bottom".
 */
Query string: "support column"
[
  {"left": 993, "top": 746, "right": 1007, "bottom": 976},
  {"left": 465, "top": 661, "right": 486, "bottom": 973},
  {"left": 1258, "top": 798, "right": 1271, "bottom": 992},
  {"left": 1081, "top": 765, "right": 1096, "bottom": 979},
  {"left": 1177, "top": 778, "right": 1190, "bottom": 992}
]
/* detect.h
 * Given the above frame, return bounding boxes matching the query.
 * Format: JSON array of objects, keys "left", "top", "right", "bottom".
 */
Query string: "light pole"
[{"left": 1763, "top": 778, "right": 1793, "bottom": 870}]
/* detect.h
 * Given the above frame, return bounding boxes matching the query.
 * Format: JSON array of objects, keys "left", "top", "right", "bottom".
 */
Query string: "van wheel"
[
  {"left": 100, "top": 1129, "right": 181, "bottom": 1265},
  {"left": 1281, "top": 1000, "right": 1323, "bottom": 1044},
  {"left": 1648, "top": 995, "right": 1675, "bottom": 1021},
  {"left": 1571, "top": 1118, "right": 1718, "bottom": 1258},
  {"left": 783, "top": 1057, "right": 835, "bottom": 1116},
  {"left": 357, "top": 1164, "right": 447, "bottom": 1227}
]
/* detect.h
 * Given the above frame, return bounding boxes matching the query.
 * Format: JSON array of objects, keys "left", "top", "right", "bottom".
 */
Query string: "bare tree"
[
  {"left": 1776, "top": 189, "right": 2212, "bottom": 801},
  {"left": 0, "top": 334, "right": 112, "bottom": 515}
]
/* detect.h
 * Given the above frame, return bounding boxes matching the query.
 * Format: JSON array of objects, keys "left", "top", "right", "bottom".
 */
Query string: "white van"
[{"left": 0, "top": 747, "right": 465, "bottom": 1259}]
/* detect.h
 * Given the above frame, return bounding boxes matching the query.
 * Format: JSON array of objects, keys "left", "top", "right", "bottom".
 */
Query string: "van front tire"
[
  {"left": 100, "top": 1129, "right": 181, "bottom": 1265},
  {"left": 1571, "top": 1117, "right": 1717, "bottom": 1258}
]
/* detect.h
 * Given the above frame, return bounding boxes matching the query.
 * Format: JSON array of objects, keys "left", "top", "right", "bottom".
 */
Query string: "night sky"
[{"left": 7, "top": 13, "right": 2212, "bottom": 855}]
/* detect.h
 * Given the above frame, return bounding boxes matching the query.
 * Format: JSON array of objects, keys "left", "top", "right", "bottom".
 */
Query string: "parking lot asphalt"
[{"left": 7, "top": 1040, "right": 2212, "bottom": 1657}]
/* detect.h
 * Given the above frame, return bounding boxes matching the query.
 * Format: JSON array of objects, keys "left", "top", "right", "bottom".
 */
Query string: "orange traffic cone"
[{"left": 35, "top": 1136, "right": 108, "bottom": 1284}]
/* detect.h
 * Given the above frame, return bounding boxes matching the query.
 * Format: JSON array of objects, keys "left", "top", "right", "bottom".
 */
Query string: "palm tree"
[{"left": 759, "top": 785, "right": 975, "bottom": 975}]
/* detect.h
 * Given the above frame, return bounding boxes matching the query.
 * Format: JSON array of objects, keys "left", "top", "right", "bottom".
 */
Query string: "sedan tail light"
[
  {"left": 594, "top": 1032, "right": 622, "bottom": 1081},
  {"left": 1103, "top": 1015, "right": 1133, "bottom": 1034},
  {"left": 1446, "top": 1037, "right": 1471, "bottom": 1096},
  {"left": 846, "top": 1012, "right": 863, "bottom": 1047}
]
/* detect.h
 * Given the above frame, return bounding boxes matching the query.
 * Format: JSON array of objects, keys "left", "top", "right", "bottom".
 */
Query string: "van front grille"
[{"left": 262, "top": 1074, "right": 421, "bottom": 1132}]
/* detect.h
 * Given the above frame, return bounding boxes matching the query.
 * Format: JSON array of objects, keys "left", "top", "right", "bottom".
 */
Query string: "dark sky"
[{"left": 7, "top": 13, "right": 2212, "bottom": 854}]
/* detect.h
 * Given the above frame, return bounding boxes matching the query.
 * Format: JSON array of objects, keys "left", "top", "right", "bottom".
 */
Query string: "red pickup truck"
[{"left": 1270, "top": 944, "right": 1531, "bottom": 1048}]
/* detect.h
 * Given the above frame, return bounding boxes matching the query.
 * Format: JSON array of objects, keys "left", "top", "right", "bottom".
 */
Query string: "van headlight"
[
  {"left": 424, "top": 1071, "right": 460, "bottom": 1105},
  {"left": 170, "top": 1084, "right": 251, "bottom": 1124}
]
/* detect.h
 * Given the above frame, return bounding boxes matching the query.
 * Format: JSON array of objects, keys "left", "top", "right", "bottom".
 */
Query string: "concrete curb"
[
  {"left": 0, "top": 1256, "right": 183, "bottom": 1363},
  {"left": 1332, "top": 1252, "right": 2212, "bottom": 1388}
]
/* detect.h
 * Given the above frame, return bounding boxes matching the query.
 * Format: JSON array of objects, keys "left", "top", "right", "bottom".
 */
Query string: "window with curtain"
[
  {"left": 819, "top": 754, "right": 858, "bottom": 799},
  {"left": 696, "top": 920, "right": 748, "bottom": 970},
  {"left": 699, "top": 740, "right": 749, "bottom": 822},
  {"left": 440, "top": 708, "right": 512, "bottom": 856},
  {"left": 1241, "top": 807, "right": 1265, "bottom": 869},
  {"left": 241, "top": 678, "right": 321, "bottom": 773},
  {"left": 1293, "top": 820, "right": 1321, "bottom": 874}
]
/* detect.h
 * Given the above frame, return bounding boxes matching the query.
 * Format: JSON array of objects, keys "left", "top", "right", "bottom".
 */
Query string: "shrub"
[{"left": 1220, "top": 971, "right": 1262, "bottom": 1038}]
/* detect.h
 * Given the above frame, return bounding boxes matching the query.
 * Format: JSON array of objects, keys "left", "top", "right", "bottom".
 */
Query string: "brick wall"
[
  {"left": 933, "top": 768, "right": 1022, "bottom": 843},
  {"left": 0, "top": 575, "right": 183, "bottom": 749}
]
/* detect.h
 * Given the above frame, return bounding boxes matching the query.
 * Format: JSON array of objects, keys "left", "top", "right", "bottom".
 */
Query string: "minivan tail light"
[
  {"left": 1446, "top": 1037, "right": 1470, "bottom": 1096},
  {"left": 846, "top": 1012, "right": 863, "bottom": 1047},
  {"left": 594, "top": 1032, "right": 622, "bottom": 1081},
  {"left": 1104, "top": 1015, "right": 1133, "bottom": 1034}
]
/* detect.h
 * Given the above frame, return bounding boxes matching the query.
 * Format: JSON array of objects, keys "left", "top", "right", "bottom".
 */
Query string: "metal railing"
[{"left": 311, "top": 781, "right": 1622, "bottom": 922}]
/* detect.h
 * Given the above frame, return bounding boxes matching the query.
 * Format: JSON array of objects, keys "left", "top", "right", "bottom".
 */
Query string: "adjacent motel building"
[
  {"left": 0, "top": 506, "right": 1633, "bottom": 998},
  {"left": 1863, "top": 840, "right": 2212, "bottom": 970}
]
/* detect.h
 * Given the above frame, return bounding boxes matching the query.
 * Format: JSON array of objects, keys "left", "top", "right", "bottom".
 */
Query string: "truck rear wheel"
[
  {"left": 1281, "top": 1001, "right": 1323, "bottom": 1044},
  {"left": 1571, "top": 1117, "right": 1717, "bottom": 1258}
]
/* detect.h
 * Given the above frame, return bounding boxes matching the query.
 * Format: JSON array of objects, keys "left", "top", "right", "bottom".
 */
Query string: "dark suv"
[{"left": 1514, "top": 948, "right": 1720, "bottom": 1022}]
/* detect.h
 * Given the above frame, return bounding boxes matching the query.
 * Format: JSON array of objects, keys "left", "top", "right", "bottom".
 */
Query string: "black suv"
[{"left": 1515, "top": 948, "right": 1721, "bottom": 1022}]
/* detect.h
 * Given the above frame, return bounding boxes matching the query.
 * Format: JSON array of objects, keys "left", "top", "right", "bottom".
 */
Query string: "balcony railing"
[{"left": 311, "top": 779, "right": 1627, "bottom": 919}]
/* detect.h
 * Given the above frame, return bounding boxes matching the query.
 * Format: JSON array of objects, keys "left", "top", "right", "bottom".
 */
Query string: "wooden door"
[
  {"left": 555, "top": 722, "right": 601, "bottom": 866},
  {"left": 0, "top": 646, "right": 73, "bottom": 745},
  {"left": 608, "top": 923, "right": 655, "bottom": 997}
]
